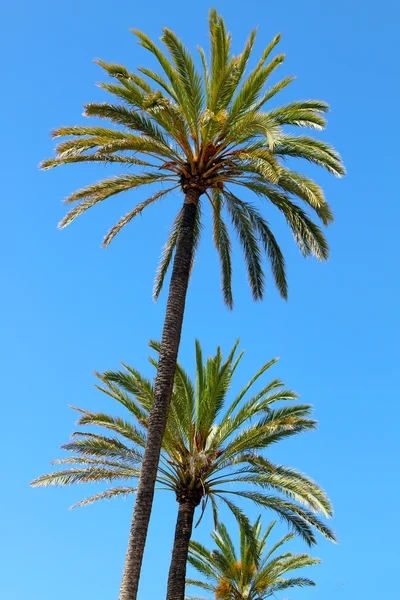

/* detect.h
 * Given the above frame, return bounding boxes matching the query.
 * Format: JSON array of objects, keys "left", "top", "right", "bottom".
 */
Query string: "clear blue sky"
[{"left": 1, "top": 1, "right": 399, "bottom": 598}]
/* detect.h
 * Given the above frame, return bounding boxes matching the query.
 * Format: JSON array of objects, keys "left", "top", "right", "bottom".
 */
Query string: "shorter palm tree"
[
  {"left": 31, "top": 341, "right": 335, "bottom": 600},
  {"left": 187, "top": 518, "right": 320, "bottom": 600}
]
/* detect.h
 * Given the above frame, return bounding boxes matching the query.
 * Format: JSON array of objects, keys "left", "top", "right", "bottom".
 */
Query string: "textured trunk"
[
  {"left": 119, "top": 188, "right": 200, "bottom": 600},
  {"left": 166, "top": 500, "right": 196, "bottom": 600}
]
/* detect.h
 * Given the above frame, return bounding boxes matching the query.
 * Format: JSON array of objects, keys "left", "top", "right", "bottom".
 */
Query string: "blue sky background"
[{"left": 1, "top": 0, "right": 399, "bottom": 598}]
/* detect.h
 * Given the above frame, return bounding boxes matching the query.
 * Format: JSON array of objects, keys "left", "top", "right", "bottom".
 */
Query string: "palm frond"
[
  {"left": 210, "top": 190, "right": 233, "bottom": 308},
  {"left": 102, "top": 185, "right": 177, "bottom": 247},
  {"left": 161, "top": 28, "right": 204, "bottom": 136},
  {"left": 71, "top": 486, "right": 137, "bottom": 508},
  {"left": 58, "top": 173, "right": 172, "bottom": 229},
  {"left": 274, "top": 135, "right": 346, "bottom": 177},
  {"left": 224, "top": 191, "right": 264, "bottom": 300}
]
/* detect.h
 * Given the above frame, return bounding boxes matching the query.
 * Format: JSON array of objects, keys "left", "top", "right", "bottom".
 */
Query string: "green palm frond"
[
  {"left": 210, "top": 190, "right": 233, "bottom": 308},
  {"left": 102, "top": 186, "right": 178, "bottom": 247},
  {"left": 32, "top": 340, "right": 335, "bottom": 546},
  {"left": 224, "top": 191, "right": 264, "bottom": 300},
  {"left": 216, "top": 490, "right": 335, "bottom": 546},
  {"left": 61, "top": 433, "right": 142, "bottom": 463},
  {"left": 161, "top": 28, "right": 204, "bottom": 136},
  {"left": 58, "top": 173, "right": 172, "bottom": 229},
  {"left": 152, "top": 207, "right": 185, "bottom": 300},
  {"left": 42, "top": 9, "right": 344, "bottom": 302}
]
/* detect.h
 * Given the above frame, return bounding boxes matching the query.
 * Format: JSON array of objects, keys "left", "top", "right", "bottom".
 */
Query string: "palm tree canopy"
[
  {"left": 31, "top": 340, "right": 335, "bottom": 546},
  {"left": 187, "top": 518, "right": 320, "bottom": 600},
  {"left": 42, "top": 9, "right": 345, "bottom": 306}
]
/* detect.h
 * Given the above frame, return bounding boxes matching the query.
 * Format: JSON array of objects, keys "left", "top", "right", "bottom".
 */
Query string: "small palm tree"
[
  {"left": 41, "top": 11, "right": 344, "bottom": 599},
  {"left": 32, "top": 341, "right": 335, "bottom": 600},
  {"left": 187, "top": 518, "right": 320, "bottom": 600}
]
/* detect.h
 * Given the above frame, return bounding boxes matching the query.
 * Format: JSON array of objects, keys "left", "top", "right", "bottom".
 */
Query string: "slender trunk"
[
  {"left": 166, "top": 500, "right": 196, "bottom": 600},
  {"left": 119, "top": 188, "right": 200, "bottom": 600}
]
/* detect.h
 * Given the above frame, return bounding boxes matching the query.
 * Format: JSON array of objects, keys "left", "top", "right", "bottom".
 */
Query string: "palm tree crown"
[
  {"left": 32, "top": 340, "right": 335, "bottom": 546},
  {"left": 187, "top": 518, "right": 320, "bottom": 600},
  {"left": 42, "top": 9, "right": 345, "bottom": 305}
]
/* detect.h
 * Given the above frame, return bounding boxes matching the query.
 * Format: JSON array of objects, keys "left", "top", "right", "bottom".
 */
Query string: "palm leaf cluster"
[
  {"left": 31, "top": 340, "right": 335, "bottom": 547},
  {"left": 187, "top": 518, "right": 320, "bottom": 600},
  {"left": 42, "top": 9, "right": 345, "bottom": 305}
]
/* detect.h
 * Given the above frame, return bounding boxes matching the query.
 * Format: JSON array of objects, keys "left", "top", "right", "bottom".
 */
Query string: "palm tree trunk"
[
  {"left": 119, "top": 188, "right": 200, "bottom": 600},
  {"left": 166, "top": 500, "right": 196, "bottom": 600}
]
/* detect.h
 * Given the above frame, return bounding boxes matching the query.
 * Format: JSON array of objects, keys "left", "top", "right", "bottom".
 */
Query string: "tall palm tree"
[
  {"left": 41, "top": 10, "right": 344, "bottom": 598},
  {"left": 187, "top": 518, "right": 321, "bottom": 600},
  {"left": 31, "top": 341, "right": 335, "bottom": 600}
]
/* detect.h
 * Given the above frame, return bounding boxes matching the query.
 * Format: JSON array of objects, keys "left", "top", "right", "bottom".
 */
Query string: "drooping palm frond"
[
  {"left": 187, "top": 518, "right": 320, "bottom": 600},
  {"left": 31, "top": 340, "right": 335, "bottom": 547},
  {"left": 42, "top": 9, "right": 344, "bottom": 304}
]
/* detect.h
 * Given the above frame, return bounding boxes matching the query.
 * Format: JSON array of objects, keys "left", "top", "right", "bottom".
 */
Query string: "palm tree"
[
  {"left": 31, "top": 341, "right": 335, "bottom": 600},
  {"left": 41, "top": 10, "right": 344, "bottom": 598},
  {"left": 187, "top": 518, "right": 321, "bottom": 600}
]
